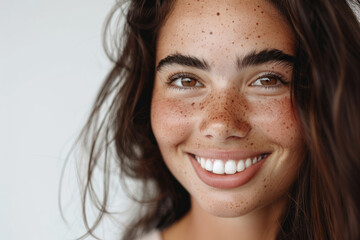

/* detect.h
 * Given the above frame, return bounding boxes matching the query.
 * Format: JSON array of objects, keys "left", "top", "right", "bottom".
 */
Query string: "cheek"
[
  {"left": 250, "top": 96, "right": 302, "bottom": 148},
  {"left": 151, "top": 93, "right": 194, "bottom": 145}
]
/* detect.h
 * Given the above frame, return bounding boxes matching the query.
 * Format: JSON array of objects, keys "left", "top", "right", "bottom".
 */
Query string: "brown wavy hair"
[{"left": 67, "top": 0, "right": 360, "bottom": 239}]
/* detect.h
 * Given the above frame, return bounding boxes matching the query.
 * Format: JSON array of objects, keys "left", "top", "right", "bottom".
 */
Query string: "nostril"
[{"left": 200, "top": 115, "right": 251, "bottom": 141}]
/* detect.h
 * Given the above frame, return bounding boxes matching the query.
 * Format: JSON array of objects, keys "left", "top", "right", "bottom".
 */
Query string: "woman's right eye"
[{"left": 169, "top": 75, "right": 204, "bottom": 88}]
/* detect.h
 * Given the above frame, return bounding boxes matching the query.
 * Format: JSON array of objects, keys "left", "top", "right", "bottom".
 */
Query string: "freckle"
[
  {"left": 241, "top": 44, "right": 243, "bottom": 47},
  {"left": 257, "top": 35, "right": 261, "bottom": 38},
  {"left": 256, "top": 22, "right": 259, "bottom": 25},
  {"left": 191, "top": 102, "right": 195, "bottom": 106},
  {"left": 250, "top": 143, "right": 254, "bottom": 146},
  {"left": 232, "top": 20, "right": 234, "bottom": 23},
  {"left": 216, "top": 12, "right": 220, "bottom": 16},
  {"left": 261, "top": 11, "right": 264, "bottom": 14},
  {"left": 210, "top": 32, "right": 213, "bottom": 35},
  {"left": 253, "top": 8, "right": 256, "bottom": 11},
  {"left": 226, "top": 8, "right": 228, "bottom": 11},
  {"left": 245, "top": 37, "right": 249, "bottom": 40},
  {"left": 232, "top": 41, "right": 234, "bottom": 45}
]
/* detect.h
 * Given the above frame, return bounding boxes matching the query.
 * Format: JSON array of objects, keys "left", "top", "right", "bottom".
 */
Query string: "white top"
[{"left": 138, "top": 230, "right": 162, "bottom": 240}]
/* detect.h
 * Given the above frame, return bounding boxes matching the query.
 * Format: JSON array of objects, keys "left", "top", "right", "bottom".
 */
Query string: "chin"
[{"left": 192, "top": 188, "right": 289, "bottom": 219}]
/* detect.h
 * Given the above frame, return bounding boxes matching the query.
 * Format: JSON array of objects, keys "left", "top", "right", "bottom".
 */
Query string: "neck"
[{"left": 162, "top": 196, "right": 287, "bottom": 240}]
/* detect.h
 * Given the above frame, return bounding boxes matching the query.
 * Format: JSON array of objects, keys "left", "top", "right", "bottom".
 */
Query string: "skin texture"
[{"left": 151, "top": 0, "right": 305, "bottom": 239}]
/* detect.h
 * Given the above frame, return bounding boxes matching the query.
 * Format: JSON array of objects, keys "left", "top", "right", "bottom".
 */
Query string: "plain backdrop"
[
  {"left": 0, "top": 0, "right": 132, "bottom": 239},
  {"left": 1, "top": 1, "right": 359, "bottom": 240}
]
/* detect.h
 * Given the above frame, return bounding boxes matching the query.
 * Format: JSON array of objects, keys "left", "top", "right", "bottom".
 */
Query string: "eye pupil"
[
  {"left": 260, "top": 77, "right": 277, "bottom": 85},
  {"left": 181, "top": 77, "right": 196, "bottom": 86}
]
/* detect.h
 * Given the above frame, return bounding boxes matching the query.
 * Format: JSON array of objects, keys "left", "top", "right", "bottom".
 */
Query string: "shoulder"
[{"left": 137, "top": 230, "right": 162, "bottom": 240}]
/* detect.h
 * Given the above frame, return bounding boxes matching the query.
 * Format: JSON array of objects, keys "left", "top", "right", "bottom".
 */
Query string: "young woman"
[{"left": 74, "top": 0, "right": 360, "bottom": 239}]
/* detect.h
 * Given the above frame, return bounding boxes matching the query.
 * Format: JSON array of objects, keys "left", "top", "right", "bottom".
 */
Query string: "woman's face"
[{"left": 151, "top": 0, "right": 305, "bottom": 217}]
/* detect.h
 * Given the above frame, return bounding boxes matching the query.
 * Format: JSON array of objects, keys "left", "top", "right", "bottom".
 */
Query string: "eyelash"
[
  {"left": 166, "top": 72, "right": 203, "bottom": 90},
  {"left": 250, "top": 72, "right": 289, "bottom": 90},
  {"left": 166, "top": 72, "right": 289, "bottom": 90}
]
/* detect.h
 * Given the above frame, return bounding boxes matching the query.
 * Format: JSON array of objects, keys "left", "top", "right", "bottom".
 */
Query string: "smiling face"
[{"left": 151, "top": 0, "right": 305, "bottom": 217}]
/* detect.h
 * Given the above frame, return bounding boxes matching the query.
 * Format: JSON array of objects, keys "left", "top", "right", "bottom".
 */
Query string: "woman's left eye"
[
  {"left": 170, "top": 75, "right": 204, "bottom": 88},
  {"left": 250, "top": 74, "right": 287, "bottom": 89}
]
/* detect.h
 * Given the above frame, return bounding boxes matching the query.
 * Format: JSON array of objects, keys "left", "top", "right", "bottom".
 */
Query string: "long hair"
[
  {"left": 69, "top": 0, "right": 360, "bottom": 239},
  {"left": 274, "top": 0, "right": 360, "bottom": 239}
]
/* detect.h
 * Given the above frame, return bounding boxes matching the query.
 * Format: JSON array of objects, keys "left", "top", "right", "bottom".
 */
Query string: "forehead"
[{"left": 156, "top": 0, "right": 295, "bottom": 68}]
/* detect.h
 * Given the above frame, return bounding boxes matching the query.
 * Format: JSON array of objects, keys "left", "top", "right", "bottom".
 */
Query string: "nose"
[{"left": 199, "top": 93, "right": 251, "bottom": 141}]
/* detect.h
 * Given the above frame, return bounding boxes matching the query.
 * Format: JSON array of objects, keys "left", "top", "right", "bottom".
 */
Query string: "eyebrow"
[
  {"left": 237, "top": 49, "right": 294, "bottom": 69},
  {"left": 156, "top": 54, "right": 210, "bottom": 71},
  {"left": 156, "top": 49, "right": 294, "bottom": 72}
]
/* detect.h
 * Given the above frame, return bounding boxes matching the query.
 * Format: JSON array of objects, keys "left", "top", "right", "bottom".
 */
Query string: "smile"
[
  {"left": 194, "top": 153, "right": 268, "bottom": 175},
  {"left": 188, "top": 151, "right": 269, "bottom": 189}
]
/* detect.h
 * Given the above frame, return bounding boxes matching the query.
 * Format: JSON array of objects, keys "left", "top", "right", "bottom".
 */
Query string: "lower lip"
[{"left": 189, "top": 154, "right": 267, "bottom": 189}]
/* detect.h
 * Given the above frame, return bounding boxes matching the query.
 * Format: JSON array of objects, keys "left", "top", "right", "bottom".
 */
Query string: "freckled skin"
[{"left": 151, "top": 0, "right": 305, "bottom": 239}]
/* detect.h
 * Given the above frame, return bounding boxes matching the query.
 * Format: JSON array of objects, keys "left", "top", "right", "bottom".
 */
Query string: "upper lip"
[{"left": 188, "top": 149, "right": 271, "bottom": 161}]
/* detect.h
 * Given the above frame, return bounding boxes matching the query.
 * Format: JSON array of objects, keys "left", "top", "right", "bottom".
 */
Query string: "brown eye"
[
  {"left": 171, "top": 75, "right": 204, "bottom": 88},
  {"left": 258, "top": 77, "right": 278, "bottom": 85},
  {"left": 181, "top": 77, "right": 197, "bottom": 86},
  {"left": 250, "top": 73, "right": 286, "bottom": 89}
]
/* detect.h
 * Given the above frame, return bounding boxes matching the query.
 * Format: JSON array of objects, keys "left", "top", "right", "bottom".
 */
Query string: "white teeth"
[
  {"left": 225, "top": 160, "right": 237, "bottom": 174},
  {"left": 245, "top": 158, "right": 252, "bottom": 168},
  {"left": 194, "top": 154, "right": 267, "bottom": 175},
  {"left": 205, "top": 159, "right": 213, "bottom": 171},
  {"left": 237, "top": 160, "right": 245, "bottom": 172},
  {"left": 212, "top": 160, "right": 225, "bottom": 174},
  {"left": 201, "top": 158, "right": 206, "bottom": 168}
]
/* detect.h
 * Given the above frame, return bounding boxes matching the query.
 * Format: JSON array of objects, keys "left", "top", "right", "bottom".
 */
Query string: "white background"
[
  {"left": 1, "top": 1, "right": 359, "bottom": 240},
  {"left": 0, "top": 0, "right": 128, "bottom": 239}
]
